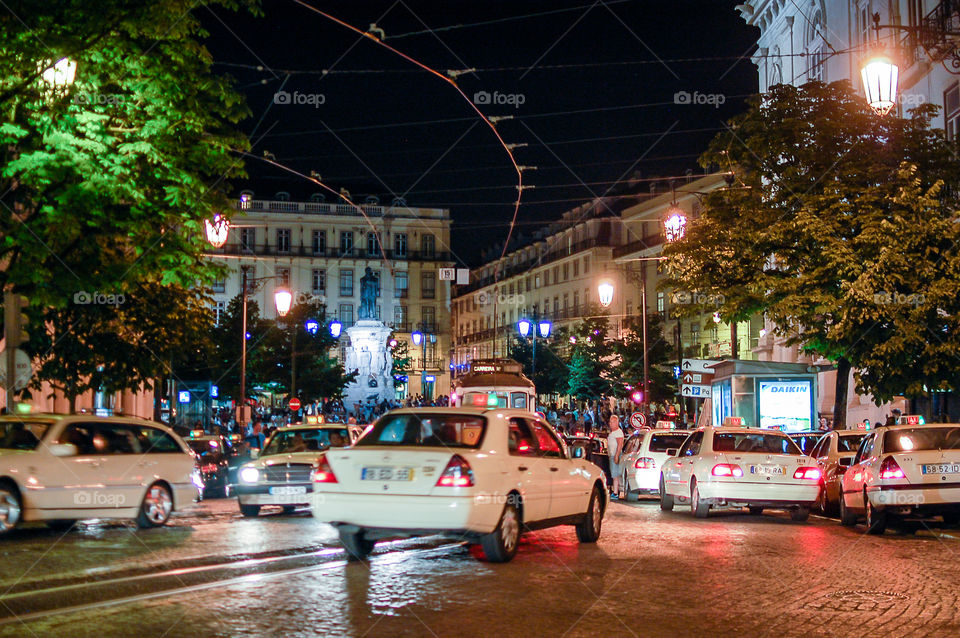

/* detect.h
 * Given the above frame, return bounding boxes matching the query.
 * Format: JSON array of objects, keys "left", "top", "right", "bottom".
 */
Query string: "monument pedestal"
[{"left": 343, "top": 320, "right": 394, "bottom": 413}]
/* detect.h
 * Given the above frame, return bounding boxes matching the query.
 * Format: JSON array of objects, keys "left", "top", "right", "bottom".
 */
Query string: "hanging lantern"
[
  {"left": 204, "top": 213, "right": 230, "bottom": 248},
  {"left": 663, "top": 206, "right": 688, "bottom": 243},
  {"left": 860, "top": 52, "right": 899, "bottom": 116}
]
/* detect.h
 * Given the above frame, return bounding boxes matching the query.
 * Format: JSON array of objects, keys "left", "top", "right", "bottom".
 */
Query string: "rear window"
[
  {"left": 884, "top": 427, "right": 960, "bottom": 452},
  {"left": 649, "top": 434, "right": 689, "bottom": 453},
  {"left": 713, "top": 432, "right": 802, "bottom": 455},
  {"left": 356, "top": 413, "right": 486, "bottom": 448},
  {"left": 837, "top": 433, "right": 865, "bottom": 453}
]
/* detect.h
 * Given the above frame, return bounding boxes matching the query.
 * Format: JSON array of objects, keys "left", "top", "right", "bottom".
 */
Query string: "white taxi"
[
  {"left": 619, "top": 429, "right": 691, "bottom": 500},
  {"left": 235, "top": 424, "right": 358, "bottom": 517},
  {"left": 839, "top": 420, "right": 960, "bottom": 533},
  {"left": 311, "top": 408, "right": 607, "bottom": 562},
  {"left": 808, "top": 430, "right": 865, "bottom": 516},
  {"left": 659, "top": 424, "right": 821, "bottom": 520},
  {"left": 0, "top": 415, "right": 198, "bottom": 535}
]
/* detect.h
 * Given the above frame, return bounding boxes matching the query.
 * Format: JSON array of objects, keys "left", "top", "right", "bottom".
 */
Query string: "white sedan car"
[
  {"left": 619, "top": 429, "right": 691, "bottom": 500},
  {"left": 659, "top": 426, "right": 821, "bottom": 520},
  {"left": 311, "top": 408, "right": 607, "bottom": 562},
  {"left": 0, "top": 415, "right": 198, "bottom": 535},
  {"left": 840, "top": 423, "right": 960, "bottom": 533},
  {"left": 235, "top": 424, "right": 358, "bottom": 517}
]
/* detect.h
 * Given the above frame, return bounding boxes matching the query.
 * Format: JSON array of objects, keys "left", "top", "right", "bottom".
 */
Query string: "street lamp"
[
  {"left": 204, "top": 213, "right": 230, "bottom": 248},
  {"left": 597, "top": 279, "right": 614, "bottom": 308},
  {"left": 328, "top": 318, "right": 342, "bottom": 339},
  {"left": 663, "top": 206, "right": 688, "bottom": 243},
  {"left": 517, "top": 312, "right": 552, "bottom": 383},
  {"left": 305, "top": 319, "right": 320, "bottom": 335},
  {"left": 861, "top": 51, "right": 899, "bottom": 116},
  {"left": 274, "top": 288, "right": 292, "bottom": 317},
  {"left": 40, "top": 57, "right": 77, "bottom": 91}
]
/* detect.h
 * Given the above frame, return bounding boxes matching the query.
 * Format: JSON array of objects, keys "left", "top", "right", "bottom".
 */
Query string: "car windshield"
[
  {"left": 713, "top": 432, "right": 803, "bottom": 455},
  {"left": 649, "top": 434, "right": 689, "bottom": 453},
  {"left": 0, "top": 421, "right": 49, "bottom": 450},
  {"left": 837, "top": 433, "right": 865, "bottom": 453},
  {"left": 356, "top": 413, "right": 486, "bottom": 448},
  {"left": 262, "top": 428, "right": 351, "bottom": 456},
  {"left": 884, "top": 427, "right": 960, "bottom": 452}
]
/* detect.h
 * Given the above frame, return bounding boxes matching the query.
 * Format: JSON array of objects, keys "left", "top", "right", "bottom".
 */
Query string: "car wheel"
[
  {"left": 575, "top": 486, "right": 604, "bottom": 543},
  {"left": 839, "top": 493, "right": 857, "bottom": 526},
  {"left": 239, "top": 503, "right": 261, "bottom": 518},
  {"left": 339, "top": 527, "right": 376, "bottom": 561},
  {"left": 748, "top": 506, "right": 763, "bottom": 515},
  {"left": 480, "top": 499, "right": 521, "bottom": 562},
  {"left": 865, "top": 495, "right": 887, "bottom": 535},
  {"left": 691, "top": 479, "right": 709, "bottom": 519},
  {"left": 137, "top": 483, "right": 173, "bottom": 529},
  {"left": 281, "top": 505, "right": 297, "bottom": 514},
  {"left": 659, "top": 475, "right": 674, "bottom": 511},
  {"left": 0, "top": 484, "right": 22, "bottom": 536},
  {"left": 623, "top": 472, "right": 639, "bottom": 502},
  {"left": 791, "top": 506, "right": 811, "bottom": 522},
  {"left": 818, "top": 485, "right": 834, "bottom": 516}
]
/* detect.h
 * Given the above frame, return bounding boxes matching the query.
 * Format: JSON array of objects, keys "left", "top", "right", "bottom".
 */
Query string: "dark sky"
[{"left": 203, "top": 0, "right": 759, "bottom": 265}]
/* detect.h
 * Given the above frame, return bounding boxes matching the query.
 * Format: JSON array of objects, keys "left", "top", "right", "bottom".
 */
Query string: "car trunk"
[
  {"left": 719, "top": 452, "right": 810, "bottom": 483},
  {"left": 897, "top": 450, "right": 960, "bottom": 484},
  {"left": 325, "top": 448, "right": 458, "bottom": 496}
]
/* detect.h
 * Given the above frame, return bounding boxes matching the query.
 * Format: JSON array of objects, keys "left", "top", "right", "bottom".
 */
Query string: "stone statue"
[{"left": 359, "top": 267, "right": 379, "bottom": 320}]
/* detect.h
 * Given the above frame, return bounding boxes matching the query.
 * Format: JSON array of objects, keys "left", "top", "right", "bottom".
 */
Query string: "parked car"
[
  {"left": 808, "top": 430, "right": 865, "bottom": 515},
  {"left": 311, "top": 408, "right": 607, "bottom": 562},
  {"left": 0, "top": 414, "right": 199, "bottom": 535},
  {"left": 789, "top": 432, "right": 826, "bottom": 456},
  {"left": 184, "top": 432, "right": 231, "bottom": 498},
  {"left": 619, "top": 429, "right": 691, "bottom": 500},
  {"left": 840, "top": 423, "right": 960, "bottom": 533}
]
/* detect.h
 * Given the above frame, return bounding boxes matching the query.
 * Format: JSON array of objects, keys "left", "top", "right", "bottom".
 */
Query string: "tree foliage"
[{"left": 663, "top": 80, "right": 960, "bottom": 420}]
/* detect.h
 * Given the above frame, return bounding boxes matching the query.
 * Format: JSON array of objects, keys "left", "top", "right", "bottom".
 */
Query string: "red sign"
[
  {"left": 289, "top": 398, "right": 301, "bottom": 411},
  {"left": 630, "top": 412, "right": 647, "bottom": 429}
]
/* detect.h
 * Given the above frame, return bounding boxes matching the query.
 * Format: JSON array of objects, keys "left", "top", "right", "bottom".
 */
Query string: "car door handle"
[
  {"left": 550, "top": 467, "right": 559, "bottom": 472},
  {"left": 518, "top": 466, "right": 528, "bottom": 472}
]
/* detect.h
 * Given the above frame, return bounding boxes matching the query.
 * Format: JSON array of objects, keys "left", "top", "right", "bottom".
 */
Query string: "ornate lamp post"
[{"left": 517, "top": 312, "right": 551, "bottom": 382}]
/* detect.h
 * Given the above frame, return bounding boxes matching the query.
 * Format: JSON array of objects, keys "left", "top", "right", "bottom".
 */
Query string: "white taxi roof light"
[
  {"left": 190, "top": 429, "right": 204, "bottom": 438},
  {"left": 898, "top": 415, "right": 925, "bottom": 425},
  {"left": 721, "top": 417, "right": 744, "bottom": 427}
]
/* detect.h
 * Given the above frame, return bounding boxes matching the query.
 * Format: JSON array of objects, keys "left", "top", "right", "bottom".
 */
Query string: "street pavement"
[{"left": 2, "top": 497, "right": 960, "bottom": 637}]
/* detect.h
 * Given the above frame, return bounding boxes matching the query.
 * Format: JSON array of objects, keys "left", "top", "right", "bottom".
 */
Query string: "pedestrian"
[{"left": 607, "top": 415, "right": 625, "bottom": 499}]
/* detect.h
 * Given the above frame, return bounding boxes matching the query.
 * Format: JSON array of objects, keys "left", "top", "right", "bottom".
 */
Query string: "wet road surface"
[{"left": 3, "top": 497, "right": 960, "bottom": 637}]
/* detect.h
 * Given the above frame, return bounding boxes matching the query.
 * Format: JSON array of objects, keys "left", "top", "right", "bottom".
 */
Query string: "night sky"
[{"left": 203, "top": 1, "right": 760, "bottom": 265}]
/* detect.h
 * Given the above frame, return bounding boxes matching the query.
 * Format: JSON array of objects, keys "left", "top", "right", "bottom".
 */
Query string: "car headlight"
[{"left": 240, "top": 467, "right": 260, "bottom": 484}]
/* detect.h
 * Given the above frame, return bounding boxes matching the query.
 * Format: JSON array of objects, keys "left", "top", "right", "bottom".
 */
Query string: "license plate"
[
  {"left": 750, "top": 465, "right": 784, "bottom": 475},
  {"left": 362, "top": 466, "right": 414, "bottom": 481},
  {"left": 922, "top": 463, "right": 960, "bottom": 475},
  {"left": 269, "top": 486, "right": 307, "bottom": 495}
]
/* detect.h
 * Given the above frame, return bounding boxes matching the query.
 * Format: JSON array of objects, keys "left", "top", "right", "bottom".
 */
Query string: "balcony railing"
[
  {"left": 211, "top": 244, "right": 452, "bottom": 262},
  {"left": 235, "top": 199, "right": 449, "bottom": 219},
  {"left": 921, "top": 0, "right": 960, "bottom": 62}
]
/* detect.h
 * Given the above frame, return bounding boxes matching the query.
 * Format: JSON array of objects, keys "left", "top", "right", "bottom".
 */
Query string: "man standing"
[{"left": 607, "top": 415, "right": 625, "bottom": 499}]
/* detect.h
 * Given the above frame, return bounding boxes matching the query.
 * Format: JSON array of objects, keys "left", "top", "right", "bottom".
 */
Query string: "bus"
[{"left": 451, "top": 359, "right": 536, "bottom": 411}]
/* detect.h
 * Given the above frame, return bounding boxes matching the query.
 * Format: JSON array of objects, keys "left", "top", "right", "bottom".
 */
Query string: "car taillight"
[
  {"left": 711, "top": 463, "right": 743, "bottom": 477},
  {"left": 879, "top": 456, "right": 906, "bottom": 480},
  {"left": 793, "top": 467, "right": 822, "bottom": 480},
  {"left": 200, "top": 463, "right": 218, "bottom": 473},
  {"left": 634, "top": 457, "right": 656, "bottom": 469},
  {"left": 436, "top": 454, "right": 475, "bottom": 487},
  {"left": 312, "top": 455, "right": 338, "bottom": 484}
]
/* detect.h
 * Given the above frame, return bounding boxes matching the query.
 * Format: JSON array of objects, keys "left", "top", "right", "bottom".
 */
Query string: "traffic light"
[{"left": 3, "top": 293, "right": 29, "bottom": 348}]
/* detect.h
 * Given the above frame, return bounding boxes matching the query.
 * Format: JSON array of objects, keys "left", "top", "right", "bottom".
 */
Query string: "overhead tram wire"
[{"left": 290, "top": 0, "right": 525, "bottom": 276}]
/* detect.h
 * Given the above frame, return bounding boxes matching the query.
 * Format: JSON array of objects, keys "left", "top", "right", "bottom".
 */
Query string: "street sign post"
[
  {"left": 0, "top": 348, "right": 32, "bottom": 392},
  {"left": 681, "top": 358, "right": 719, "bottom": 399},
  {"left": 630, "top": 412, "right": 647, "bottom": 429},
  {"left": 289, "top": 397, "right": 301, "bottom": 411}
]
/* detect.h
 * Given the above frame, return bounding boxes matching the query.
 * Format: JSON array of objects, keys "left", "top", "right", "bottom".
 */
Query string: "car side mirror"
[
  {"left": 48, "top": 443, "right": 78, "bottom": 457},
  {"left": 665, "top": 448, "right": 679, "bottom": 457}
]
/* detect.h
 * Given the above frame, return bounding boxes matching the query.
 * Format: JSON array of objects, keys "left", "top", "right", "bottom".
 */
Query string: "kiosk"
[{"left": 709, "top": 360, "right": 818, "bottom": 432}]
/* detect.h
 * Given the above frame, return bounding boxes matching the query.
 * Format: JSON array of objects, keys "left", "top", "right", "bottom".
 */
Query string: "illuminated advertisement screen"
[{"left": 758, "top": 380, "right": 813, "bottom": 431}]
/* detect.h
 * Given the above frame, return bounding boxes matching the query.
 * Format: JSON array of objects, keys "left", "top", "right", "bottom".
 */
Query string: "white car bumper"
[
  {"left": 628, "top": 469, "right": 661, "bottom": 492},
  {"left": 867, "top": 484, "right": 960, "bottom": 508},
  {"left": 312, "top": 492, "right": 504, "bottom": 535},
  {"left": 697, "top": 480, "right": 819, "bottom": 506}
]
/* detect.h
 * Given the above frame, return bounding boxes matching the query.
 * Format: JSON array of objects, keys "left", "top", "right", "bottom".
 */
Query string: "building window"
[
  {"left": 212, "top": 278, "right": 225, "bottom": 294},
  {"left": 277, "top": 268, "right": 290, "bottom": 287},
  {"left": 626, "top": 300, "right": 633, "bottom": 318},
  {"left": 394, "top": 233, "right": 407, "bottom": 258},
  {"left": 808, "top": 47, "right": 823, "bottom": 82},
  {"left": 340, "top": 269, "right": 353, "bottom": 296},
  {"left": 583, "top": 256, "right": 590, "bottom": 273},
  {"left": 421, "top": 234, "right": 436, "bottom": 258},
  {"left": 214, "top": 301, "right": 226, "bottom": 327},
  {"left": 584, "top": 288, "right": 589, "bottom": 306},
  {"left": 553, "top": 296, "right": 559, "bottom": 314},
  {"left": 657, "top": 291, "right": 665, "bottom": 314},
  {"left": 422, "top": 272, "right": 436, "bottom": 299},
  {"left": 395, "top": 271, "right": 408, "bottom": 298},
  {"left": 311, "top": 230, "right": 326, "bottom": 255},
  {"left": 240, "top": 228, "right": 255, "bottom": 253},
  {"left": 276, "top": 228, "right": 291, "bottom": 254},
  {"left": 366, "top": 232, "right": 381, "bottom": 257},
  {"left": 562, "top": 263, "right": 569, "bottom": 281},
  {"left": 573, "top": 260, "right": 579, "bottom": 277},
  {"left": 340, "top": 231, "right": 354, "bottom": 255},
  {"left": 526, "top": 277, "right": 531, "bottom": 292},
  {"left": 946, "top": 84, "right": 960, "bottom": 141},
  {"left": 553, "top": 266, "right": 559, "bottom": 283},
  {"left": 573, "top": 291, "right": 580, "bottom": 314},
  {"left": 339, "top": 303, "right": 354, "bottom": 327},
  {"left": 422, "top": 306, "right": 436, "bottom": 332},
  {"left": 312, "top": 269, "right": 325, "bottom": 295},
  {"left": 563, "top": 293, "right": 569, "bottom": 311},
  {"left": 535, "top": 274, "right": 541, "bottom": 288},
  {"left": 858, "top": 5, "right": 870, "bottom": 45},
  {"left": 394, "top": 305, "right": 407, "bottom": 329}
]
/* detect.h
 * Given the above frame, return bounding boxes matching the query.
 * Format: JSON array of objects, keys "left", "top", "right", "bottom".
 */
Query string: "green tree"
[
  {"left": 614, "top": 314, "right": 676, "bottom": 404},
  {"left": 208, "top": 295, "right": 271, "bottom": 401},
  {"left": 566, "top": 315, "right": 617, "bottom": 400},
  {"left": 664, "top": 80, "right": 960, "bottom": 425},
  {"left": 507, "top": 335, "right": 567, "bottom": 396}
]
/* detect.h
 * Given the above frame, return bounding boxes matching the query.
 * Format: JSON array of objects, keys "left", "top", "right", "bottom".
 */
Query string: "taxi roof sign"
[
  {"left": 655, "top": 420, "right": 676, "bottom": 429},
  {"left": 189, "top": 429, "right": 204, "bottom": 438},
  {"left": 721, "top": 417, "right": 744, "bottom": 427},
  {"left": 897, "top": 415, "right": 925, "bottom": 425}
]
